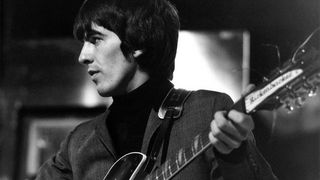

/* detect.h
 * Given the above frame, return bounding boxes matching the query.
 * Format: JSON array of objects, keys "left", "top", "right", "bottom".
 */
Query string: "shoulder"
[
  {"left": 177, "top": 89, "right": 234, "bottom": 125},
  {"left": 65, "top": 111, "right": 108, "bottom": 145},
  {"left": 70, "top": 111, "right": 107, "bottom": 135},
  {"left": 186, "top": 89, "right": 234, "bottom": 110}
]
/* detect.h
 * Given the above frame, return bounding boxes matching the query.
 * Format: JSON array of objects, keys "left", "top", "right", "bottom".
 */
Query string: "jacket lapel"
[{"left": 94, "top": 110, "right": 117, "bottom": 159}]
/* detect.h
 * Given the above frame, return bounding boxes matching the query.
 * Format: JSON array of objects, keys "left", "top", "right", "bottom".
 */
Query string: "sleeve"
[
  {"left": 206, "top": 93, "right": 278, "bottom": 180},
  {"left": 35, "top": 131, "right": 73, "bottom": 180},
  {"left": 213, "top": 133, "right": 278, "bottom": 180}
]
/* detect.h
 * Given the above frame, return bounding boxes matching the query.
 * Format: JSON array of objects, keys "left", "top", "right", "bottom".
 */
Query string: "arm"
[{"left": 208, "top": 85, "right": 278, "bottom": 180}]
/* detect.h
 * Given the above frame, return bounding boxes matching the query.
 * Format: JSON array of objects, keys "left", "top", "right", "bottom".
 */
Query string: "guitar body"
[{"left": 103, "top": 152, "right": 147, "bottom": 180}]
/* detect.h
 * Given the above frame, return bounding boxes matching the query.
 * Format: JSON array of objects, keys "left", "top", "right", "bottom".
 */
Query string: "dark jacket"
[{"left": 36, "top": 90, "right": 277, "bottom": 180}]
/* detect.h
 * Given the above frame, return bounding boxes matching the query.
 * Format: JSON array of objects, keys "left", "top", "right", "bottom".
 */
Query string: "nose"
[{"left": 78, "top": 42, "right": 94, "bottom": 65}]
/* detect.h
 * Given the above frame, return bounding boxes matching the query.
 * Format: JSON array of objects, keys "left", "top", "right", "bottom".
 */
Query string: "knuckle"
[
  {"left": 209, "top": 132, "right": 218, "bottom": 145},
  {"left": 216, "top": 119, "right": 228, "bottom": 130},
  {"left": 211, "top": 121, "right": 221, "bottom": 137},
  {"left": 210, "top": 120, "right": 215, "bottom": 129},
  {"left": 212, "top": 127, "right": 221, "bottom": 137}
]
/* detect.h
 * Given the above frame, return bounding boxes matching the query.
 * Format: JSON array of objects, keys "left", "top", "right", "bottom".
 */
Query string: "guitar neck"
[{"left": 146, "top": 128, "right": 212, "bottom": 180}]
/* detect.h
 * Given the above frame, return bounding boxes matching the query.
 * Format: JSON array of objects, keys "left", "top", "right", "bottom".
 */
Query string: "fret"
[
  {"left": 177, "top": 148, "right": 187, "bottom": 167},
  {"left": 201, "top": 131, "right": 211, "bottom": 147},
  {"left": 164, "top": 160, "right": 172, "bottom": 178},
  {"left": 193, "top": 134, "right": 201, "bottom": 154},
  {"left": 175, "top": 155, "right": 181, "bottom": 169},
  {"left": 191, "top": 142, "right": 195, "bottom": 156},
  {"left": 156, "top": 165, "right": 171, "bottom": 180},
  {"left": 183, "top": 149, "right": 187, "bottom": 164},
  {"left": 171, "top": 157, "right": 179, "bottom": 173},
  {"left": 198, "top": 134, "right": 204, "bottom": 150}
]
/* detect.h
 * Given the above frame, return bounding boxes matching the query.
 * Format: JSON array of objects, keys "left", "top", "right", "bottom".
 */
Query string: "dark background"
[
  {"left": 3, "top": 0, "right": 320, "bottom": 84},
  {"left": 1, "top": 0, "right": 320, "bottom": 179}
]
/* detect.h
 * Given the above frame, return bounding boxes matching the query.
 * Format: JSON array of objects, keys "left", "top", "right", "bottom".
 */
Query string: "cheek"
[
  {"left": 104, "top": 42, "right": 126, "bottom": 62},
  {"left": 99, "top": 51, "right": 132, "bottom": 80}
]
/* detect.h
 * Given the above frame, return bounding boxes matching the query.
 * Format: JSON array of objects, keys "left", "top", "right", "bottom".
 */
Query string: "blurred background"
[{"left": 0, "top": 0, "right": 320, "bottom": 179}]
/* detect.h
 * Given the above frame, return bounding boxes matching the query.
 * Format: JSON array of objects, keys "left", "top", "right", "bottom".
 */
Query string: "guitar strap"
[{"left": 144, "top": 88, "right": 191, "bottom": 173}]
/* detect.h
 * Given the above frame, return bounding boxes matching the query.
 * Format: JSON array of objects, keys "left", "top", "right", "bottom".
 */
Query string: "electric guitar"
[{"left": 103, "top": 27, "right": 320, "bottom": 180}]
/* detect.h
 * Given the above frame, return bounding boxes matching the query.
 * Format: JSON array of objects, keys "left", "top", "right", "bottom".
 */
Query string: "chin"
[{"left": 97, "top": 90, "right": 112, "bottom": 97}]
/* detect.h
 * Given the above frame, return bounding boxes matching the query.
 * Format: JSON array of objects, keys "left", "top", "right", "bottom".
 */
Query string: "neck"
[{"left": 126, "top": 67, "right": 150, "bottom": 93}]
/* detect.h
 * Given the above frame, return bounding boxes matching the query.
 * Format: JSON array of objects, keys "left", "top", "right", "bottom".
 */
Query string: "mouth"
[{"left": 88, "top": 69, "right": 99, "bottom": 76}]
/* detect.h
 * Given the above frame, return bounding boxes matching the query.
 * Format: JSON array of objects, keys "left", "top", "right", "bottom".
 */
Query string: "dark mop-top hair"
[{"left": 73, "top": 0, "right": 180, "bottom": 80}]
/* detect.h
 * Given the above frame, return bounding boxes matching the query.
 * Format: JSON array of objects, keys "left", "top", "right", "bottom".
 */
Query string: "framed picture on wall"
[{"left": 14, "top": 106, "right": 105, "bottom": 180}]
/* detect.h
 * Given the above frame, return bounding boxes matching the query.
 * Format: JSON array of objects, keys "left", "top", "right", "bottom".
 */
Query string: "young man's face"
[{"left": 78, "top": 23, "right": 147, "bottom": 97}]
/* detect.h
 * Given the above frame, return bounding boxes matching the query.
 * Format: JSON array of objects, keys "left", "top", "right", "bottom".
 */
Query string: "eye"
[{"left": 88, "top": 36, "right": 103, "bottom": 45}]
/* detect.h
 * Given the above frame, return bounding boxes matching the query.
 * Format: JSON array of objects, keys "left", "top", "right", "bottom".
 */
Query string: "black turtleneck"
[{"left": 106, "top": 78, "right": 173, "bottom": 157}]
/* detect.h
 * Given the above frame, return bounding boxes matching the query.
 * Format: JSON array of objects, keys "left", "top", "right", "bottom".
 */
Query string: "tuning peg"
[
  {"left": 295, "top": 96, "right": 306, "bottom": 108},
  {"left": 308, "top": 86, "right": 317, "bottom": 97},
  {"left": 284, "top": 102, "right": 294, "bottom": 112}
]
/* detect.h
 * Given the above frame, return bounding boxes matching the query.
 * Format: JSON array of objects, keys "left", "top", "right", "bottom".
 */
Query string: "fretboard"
[{"left": 145, "top": 129, "right": 211, "bottom": 180}]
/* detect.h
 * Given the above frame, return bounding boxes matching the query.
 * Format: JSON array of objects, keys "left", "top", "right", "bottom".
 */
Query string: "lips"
[{"left": 88, "top": 69, "right": 99, "bottom": 76}]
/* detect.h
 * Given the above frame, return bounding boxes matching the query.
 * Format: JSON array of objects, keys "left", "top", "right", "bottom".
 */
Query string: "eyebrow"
[{"left": 85, "top": 29, "right": 104, "bottom": 39}]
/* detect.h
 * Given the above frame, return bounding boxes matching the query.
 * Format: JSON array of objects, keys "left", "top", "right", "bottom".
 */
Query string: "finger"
[
  {"left": 214, "top": 112, "right": 247, "bottom": 141},
  {"left": 228, "top": 110, "right": 254, "bottom": 133},
  {"left": 208, "top": 131, "right": 232, "bottom": 154},
  {"left": 210, "top": 120, "right": 242, "bottom": 149}
]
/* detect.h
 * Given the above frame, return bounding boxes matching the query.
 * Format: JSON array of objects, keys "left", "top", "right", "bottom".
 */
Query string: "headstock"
[{"left": 243, "top": 27, "right": 320, "bottom": 114}]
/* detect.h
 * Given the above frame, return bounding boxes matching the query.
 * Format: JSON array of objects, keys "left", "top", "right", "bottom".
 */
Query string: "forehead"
[
  {"left": 83, "top": 23, "right": 121, "bottom": 42},
  {"left": 84, "top": 23, "right": 112, "bottom": 37}
]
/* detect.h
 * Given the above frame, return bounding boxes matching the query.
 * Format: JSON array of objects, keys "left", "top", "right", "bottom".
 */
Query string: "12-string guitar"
[{"left": 103, "top": 27, "right": 320, "bottom": 180}]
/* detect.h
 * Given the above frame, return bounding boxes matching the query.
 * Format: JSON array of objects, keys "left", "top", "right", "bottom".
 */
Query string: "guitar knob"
[{"left": 308, "top": 86, "right": 317, "bottom": 97}]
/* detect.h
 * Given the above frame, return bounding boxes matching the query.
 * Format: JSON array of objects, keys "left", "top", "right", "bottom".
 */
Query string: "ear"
[{"left": 133, "top": 49, "right": 144, "bottom": 58}]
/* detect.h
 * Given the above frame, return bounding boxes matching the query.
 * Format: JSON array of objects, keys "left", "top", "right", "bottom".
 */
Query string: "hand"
[
  {"left": 208, "top": 84, "right": 255, "bottom": 154},
  {"left": 208, "top": 110, "right": 254, "bottom": 154}
]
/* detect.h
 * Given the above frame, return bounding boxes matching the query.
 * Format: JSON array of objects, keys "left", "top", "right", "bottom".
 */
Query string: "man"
[{"left": 36, "top": 0, "right": 277, "bottom": 179}]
